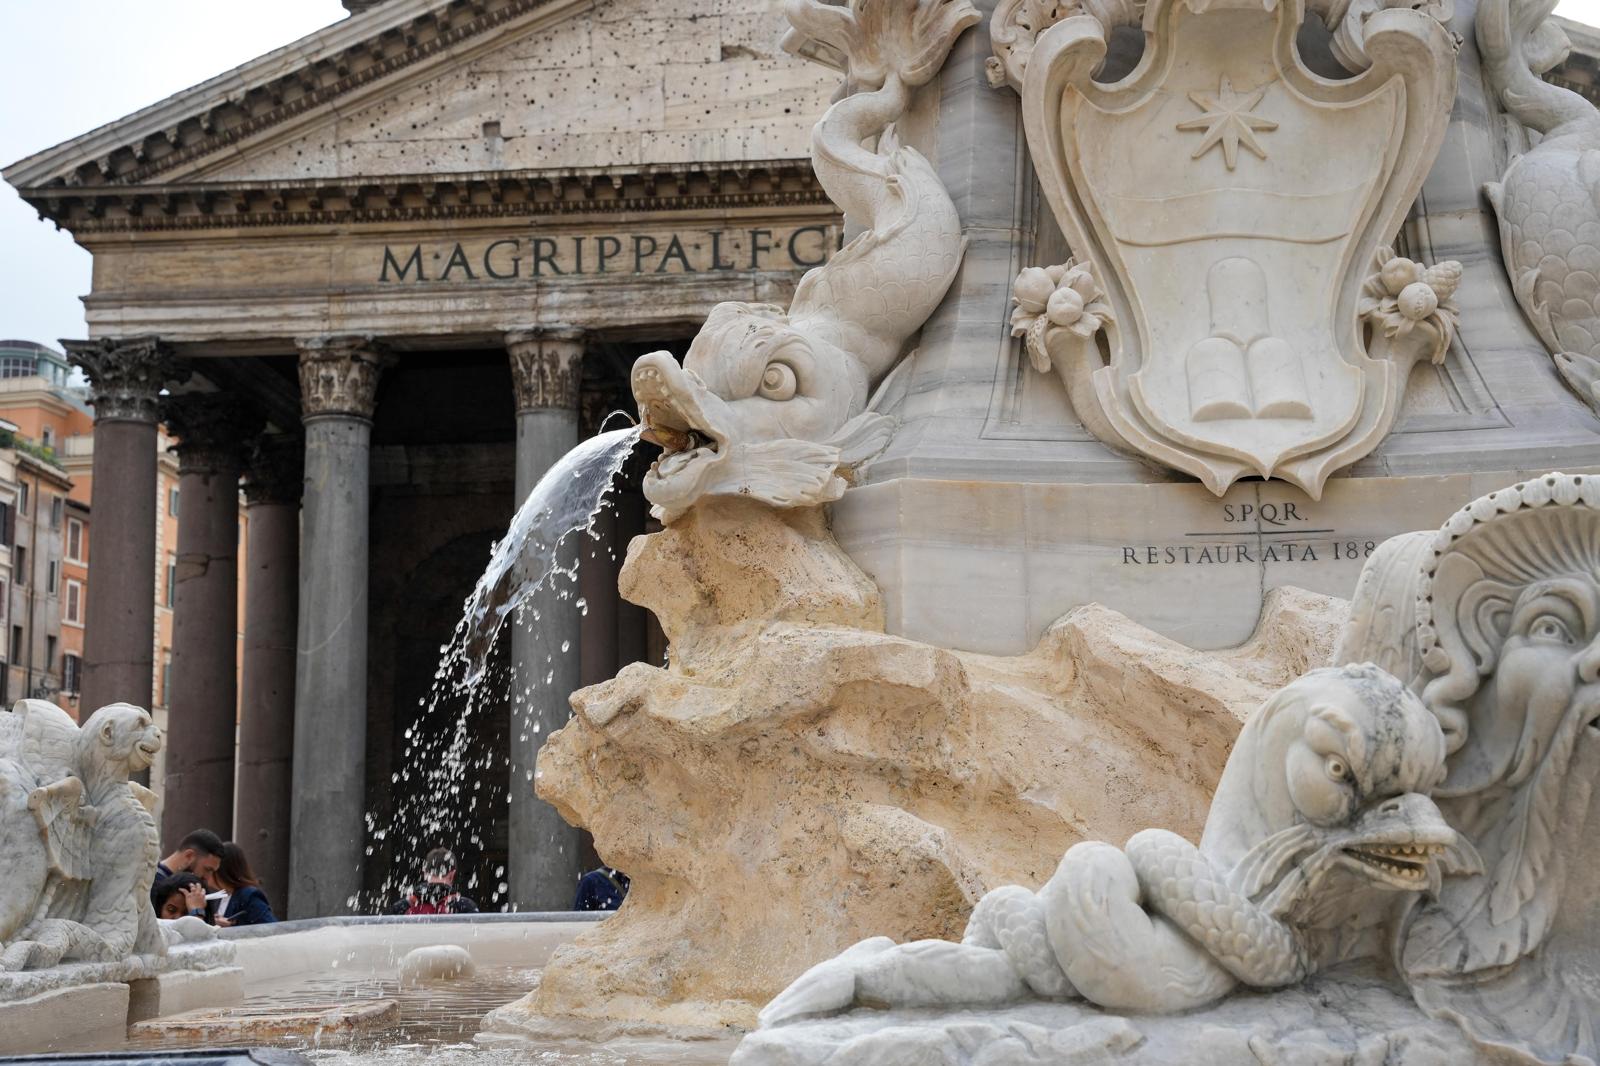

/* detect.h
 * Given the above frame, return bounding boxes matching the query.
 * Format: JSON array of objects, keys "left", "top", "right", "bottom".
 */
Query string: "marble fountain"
[{"left": 6, "top": 0, "right": 1600, "bottom": 1061}]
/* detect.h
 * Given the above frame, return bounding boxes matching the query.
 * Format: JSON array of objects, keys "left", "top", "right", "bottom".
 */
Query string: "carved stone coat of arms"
[{"left": 1002, "top": 0, "right": 1461, "bottom": 496}]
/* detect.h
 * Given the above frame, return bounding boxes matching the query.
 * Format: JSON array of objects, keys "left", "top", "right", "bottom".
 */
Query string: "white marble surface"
[
  {"left": 1008, "top": 0, "right": 1460, "bottom": 496},
  {"left": 0, "top": 982, "right": 130, "bottom": 1057},
  {"left": 731, "top": 964, "right": 1477, "bottom": 1066},
  {"left": 835, "top": 467, "right": 1598, "bottom": 654}
]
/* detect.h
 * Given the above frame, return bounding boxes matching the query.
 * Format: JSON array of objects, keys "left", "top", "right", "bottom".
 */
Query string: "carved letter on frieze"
[{"left": 998, "top": 0, "right": 1461, "bottom": 497}]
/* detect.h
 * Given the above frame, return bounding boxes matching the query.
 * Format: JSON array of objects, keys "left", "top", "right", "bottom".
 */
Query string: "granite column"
[
  {"left": 505, "top": 328, "right": 585, "bottom": 910},
  {"left": 62, "top": 337, "right": 184, "bottom": 716},
  {"left": 236, "top": 434, "right": 303, "bottom": 913},
  {"left": 289, "top": 336, "right": 386, "bottom": 917},
  {"left": 159, "top": 392, "right": 256, "bottom": 844}
]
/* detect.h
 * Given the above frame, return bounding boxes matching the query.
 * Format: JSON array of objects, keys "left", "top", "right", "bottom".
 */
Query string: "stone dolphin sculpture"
[
  {"left": 757, "top": 664, "right": 1478, "bottom": 1023},
  {"left": 630, "top": 0, "right": 976, "bottom": 522}
]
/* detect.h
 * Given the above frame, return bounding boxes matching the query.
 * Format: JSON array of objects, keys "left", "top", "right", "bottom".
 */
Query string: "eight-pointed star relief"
[{"left": 1177, "top": 76, "right": 1279, "bottom": 170}]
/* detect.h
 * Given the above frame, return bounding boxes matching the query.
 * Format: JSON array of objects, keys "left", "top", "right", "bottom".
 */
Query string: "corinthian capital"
[
  {"left": 297, "top": 335, "right": 388, "bottom": 421},
  {"left": 63, "top": 336, "right": 188, "bottom": 424},
  {"left": 161, "top": 392, "right": 261, "bottom": 475},
  {"left": 506, "top": 329, "right": 583, "bottom": 413}
]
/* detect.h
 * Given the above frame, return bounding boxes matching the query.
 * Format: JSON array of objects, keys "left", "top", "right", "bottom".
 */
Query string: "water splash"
[
  {"left": 456, "top": 426, "right": 642, "bottom": 687},
  {"left": 370, "top": 422, "right": 642, "bottom": 912}
]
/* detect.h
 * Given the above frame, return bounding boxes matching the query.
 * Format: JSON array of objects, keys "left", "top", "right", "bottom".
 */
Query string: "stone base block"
[
  {"left": 834, "top": 468, "right": 1600, "bottom": 653},
  {"left": 0, "top": 981, "right": 129, "bottom": 1056},
  {"left": 127, "top": 964, "right": 244, "bottom": 1023}
]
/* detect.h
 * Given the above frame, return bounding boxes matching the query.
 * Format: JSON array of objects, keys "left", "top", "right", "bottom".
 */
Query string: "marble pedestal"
[
  {"left": 835, "top": 0, "right": 1600, "bottom": 655},
  {"left": 835, "top": 467, "right": 1600, "bottom": 653}
]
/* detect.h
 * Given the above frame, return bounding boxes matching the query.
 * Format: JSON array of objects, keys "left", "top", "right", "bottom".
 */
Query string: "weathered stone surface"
[
  {"left": 730, "top": 964, "right": 1478, "bottom": 1066},
  {"left": 130, "top": 998, "right": 400, "bottom": 1042},
  {"left": 482, "top": 499, "right": 1347, "bottom": 1033}
]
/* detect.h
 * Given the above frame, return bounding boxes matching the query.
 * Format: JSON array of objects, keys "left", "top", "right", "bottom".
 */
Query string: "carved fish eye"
[
  {"left": 758, "top": 361, "right": 798, "bottom": 401},
  {"left": 1528, "top": 614, "right": 1576, "bottom": 646},
  {"left": 1324, "top": 755, "right": 1351, "bottom": 783}
]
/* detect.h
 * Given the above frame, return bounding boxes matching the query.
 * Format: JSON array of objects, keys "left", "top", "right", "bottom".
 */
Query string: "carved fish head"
[
  {"left": 632, "top": 302, "right": 885, "bottom": 521},
  {"left": 1220, "top": 665, "right": 1478, "bottom": 918}
]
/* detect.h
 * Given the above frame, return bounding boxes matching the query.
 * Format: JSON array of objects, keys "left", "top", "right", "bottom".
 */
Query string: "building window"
[
  {"left": 10, "top": 626, "right": 21, "bottom": 664},
  {"left": 46, "top": 560, "right": 57, "bottom": 595},
  {"left": 0, "top": 356, "right": 32, "bottom": 378},
  {"left": 14, "top": 545, "right": 26, "bottom": 587},
  {"left": 0, "top": 503, "right": 11, "bottom": 547},
  {"left": 161, "top": 656, "right": 172, "bottom": 707},
  {"left": 40, "top": 427, "right": 53, "bottom": 450},
  {"left": 66, "top": 517, "right": 83, "bottom": 563},
  {"left": 49, "top": 496, "right": 61, "bottom": 531},
  {"left": 18, "top": 482, "right": 28, "bottom": 517},
  {"left": 44, "top": 635, "right": 55, "bottom": 673},
  {"left": 62, "top": 653, "right": 80, "bottom": 695},
  {"left": 165, "top": 556, "right": 176, "bottom": 607},
  {"left": 167, "top": 487, "right": 179, "bottom": 517},
  {"left": 64, "top": 579, "right": 82, "bottom": 625}
]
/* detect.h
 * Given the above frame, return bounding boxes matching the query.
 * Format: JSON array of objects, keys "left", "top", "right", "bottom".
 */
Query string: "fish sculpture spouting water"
[{"left": 631, "top": 0, "right": 977, "bottom": 522}]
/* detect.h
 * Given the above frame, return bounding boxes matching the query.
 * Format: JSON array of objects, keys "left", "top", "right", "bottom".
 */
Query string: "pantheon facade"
[{"left": 4, "top": 0, "right": 841, "bottom": 916}]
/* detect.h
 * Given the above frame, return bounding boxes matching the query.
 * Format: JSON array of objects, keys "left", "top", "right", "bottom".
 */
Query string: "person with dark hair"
[
  {"left": 386, "top": 846, "right": 479, "bottom": 915},
  {"left": 150, "top": 872, "right": 209, "bottom": 922},
  {"left": 158, "top": 828, "right": 224, "bottom": 882},
  {"left": 211, "top": 841, "right": 277, "bottom": 926}
]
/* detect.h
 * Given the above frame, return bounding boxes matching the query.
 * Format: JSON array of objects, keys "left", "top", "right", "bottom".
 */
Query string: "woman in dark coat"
[{"left": 212, "top": 842, "right": 277, "bottom": 926}]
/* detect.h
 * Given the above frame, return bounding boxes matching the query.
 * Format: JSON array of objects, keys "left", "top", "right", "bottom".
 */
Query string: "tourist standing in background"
[
  {"left": 387, "top": 847, "right": 479, "bottom": 915},
  {"left": 574, "top": 866, "right": 629, "bottom": 911},
  {"left": 157, "top": 828, "right": 224, "bottom": 881},
  {"left": 150, "top": 872, "right": 211, "bottom": 922},
  {"left": 211, "top": 841, "right": 277, "bottom": 926}
]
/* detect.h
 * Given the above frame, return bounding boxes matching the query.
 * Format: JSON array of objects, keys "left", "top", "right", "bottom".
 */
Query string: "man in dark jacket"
[
  {"left": 387, "top": 847, "right": 479, "bottom": 915},
  {"left": 157, "top": 828, "right": 224, "bottom": 882},
  {"left": 574, "top": 867, "right": 629, "bottom": 911}
]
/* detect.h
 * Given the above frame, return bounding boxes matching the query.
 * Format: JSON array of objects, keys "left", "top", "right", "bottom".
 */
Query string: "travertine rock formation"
[{"left": 482, "top": 498, "right": 1347, "bottom": 1034}]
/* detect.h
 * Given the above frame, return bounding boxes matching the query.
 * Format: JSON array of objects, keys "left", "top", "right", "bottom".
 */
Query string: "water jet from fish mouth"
[
  {"left": 457, "top": 423, "right": 644, "bottom": 689},
  {"left": 370, "top": 418, "right": 645, "bottom": 913}
]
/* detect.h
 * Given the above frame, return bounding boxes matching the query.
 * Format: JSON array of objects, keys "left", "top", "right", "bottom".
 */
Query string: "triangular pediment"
[{"left": 5, "top": 0, "right": 831, "bottom": 194}]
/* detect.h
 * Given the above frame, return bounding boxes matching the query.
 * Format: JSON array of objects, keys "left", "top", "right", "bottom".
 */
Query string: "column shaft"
[
  {"left": 62, "top": 337, "right": 182, "bottom": 715},
  {"left": 289, "top": 338, "right": 383, "bottom": 917},
  {"left": 163, "top": 463, "right": 243, "bottom": 840},
  {"left": 235, "top": 437, "right": 302, "bottom": 912},
  {"left": 84, "top": 421, "right": 160, "bottom": 712},
  {"left": 506, "top": 329, "right": 586, "bottom": 910}
]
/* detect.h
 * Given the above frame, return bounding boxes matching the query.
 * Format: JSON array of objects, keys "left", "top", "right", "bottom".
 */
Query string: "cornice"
[
  {"left": 3, "top": 0, "right": 580, "bottom": 191},
  {"left": 15, "top": 160, "right": 829, "bottom": 236}
]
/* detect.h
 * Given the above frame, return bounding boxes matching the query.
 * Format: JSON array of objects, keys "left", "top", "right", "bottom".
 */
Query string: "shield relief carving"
[{"left": 1005, "top": 0, "right": 1460, "bottom": 496}]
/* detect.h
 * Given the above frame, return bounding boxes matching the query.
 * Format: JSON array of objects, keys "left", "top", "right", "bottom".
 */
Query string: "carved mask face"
[{"left": 1456, "top": 578, "right": 1600, "bottom": 793}]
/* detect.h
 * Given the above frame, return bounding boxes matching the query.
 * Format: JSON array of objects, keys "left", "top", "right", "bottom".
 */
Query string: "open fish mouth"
[
  {"left": 631, "top": 353, "right": 732, "bottom": 498},
  {"left": 1341, "top": 842, "right": 1442, "bottom": 887}
]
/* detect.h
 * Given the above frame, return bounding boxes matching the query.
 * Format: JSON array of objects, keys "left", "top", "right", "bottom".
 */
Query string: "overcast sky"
[{"left": 3, "top": 0, "right": 1600, "bottom": 350}]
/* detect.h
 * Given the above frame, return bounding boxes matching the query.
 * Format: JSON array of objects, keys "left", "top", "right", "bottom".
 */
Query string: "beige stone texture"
[{"left": 482, "top": 499, "right": 1349, "bottom": 1034}]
